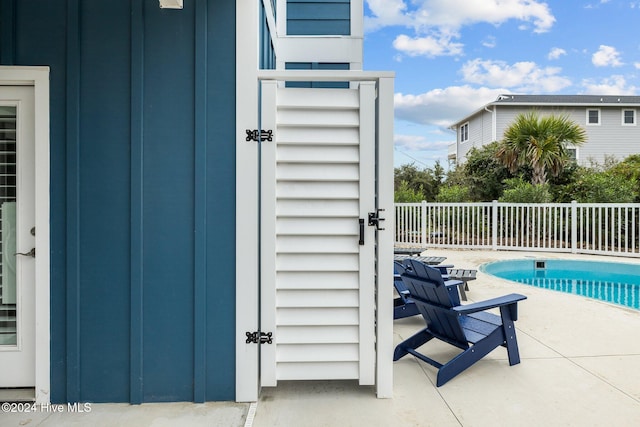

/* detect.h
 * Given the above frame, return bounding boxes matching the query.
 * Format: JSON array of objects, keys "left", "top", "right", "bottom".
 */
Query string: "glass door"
[
  {"left": 0, "top": 105, "right": 17, "bottom": 347},
  {"left": 0, "top": 87, "right": 36, "bottom": 388}
]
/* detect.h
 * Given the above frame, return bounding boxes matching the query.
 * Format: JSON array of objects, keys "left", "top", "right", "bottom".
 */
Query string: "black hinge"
[
  {"left": 245, "top": 129, "right": 273, "bottom": 142},
  {"left": 245, "top": 331, "right": 273, "bottom": 344}
]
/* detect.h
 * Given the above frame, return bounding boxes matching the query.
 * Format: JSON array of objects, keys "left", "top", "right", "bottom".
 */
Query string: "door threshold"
[{"left": 0, "top": 388, "right": 35, "bottom": 402}]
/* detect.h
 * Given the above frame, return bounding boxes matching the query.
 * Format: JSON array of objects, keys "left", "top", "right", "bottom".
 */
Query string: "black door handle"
[
  {"left": 15, "top": 248, "right": 36, "bottom": 258},
  {"left": 359, "top": 219, "right": 365, "bottom": 245}
]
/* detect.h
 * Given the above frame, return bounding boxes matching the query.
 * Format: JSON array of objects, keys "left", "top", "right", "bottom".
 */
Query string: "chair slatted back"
[
  {"left": 394, "top": 261, "right": 409, "bottom": 295},
  {"left": 401, "top": 259, "right": 468, "bottom": 345},
  {"left": 394, "top": 260, "right": 406, "bottom": 275},
  {"left": 402, "top": 259, "right": 461, "bottom": 306}
]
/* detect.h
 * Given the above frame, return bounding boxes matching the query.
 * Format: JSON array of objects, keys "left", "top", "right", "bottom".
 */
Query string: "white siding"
[
  {"left": 457, "top": 109, "right": 494, "bottom": 162},
  {"left": 489, "top": 105, "right": 640, "bottom": 165},
  {"left": 584, "top": 107, "right": 640, "bottom": 163}
]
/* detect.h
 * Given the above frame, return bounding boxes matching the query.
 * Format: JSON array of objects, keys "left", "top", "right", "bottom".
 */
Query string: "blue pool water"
[{"left": 481, "top": 259, "right": 640, "bottom": 310}]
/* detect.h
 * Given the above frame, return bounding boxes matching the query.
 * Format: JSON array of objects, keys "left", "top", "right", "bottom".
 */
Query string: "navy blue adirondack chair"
[
  {"left": 394, "top": 258, "right": 527, "bottom": 386},
  {"left": 394, "top": 260, "right": 462, "bottom": 319},
  {"left": 394, "top": 261, "right": 420, "bottom": 319}
]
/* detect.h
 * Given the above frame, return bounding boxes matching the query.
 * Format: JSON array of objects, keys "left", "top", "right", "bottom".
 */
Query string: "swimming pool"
[{"left": 481, "top": 259, "right": 640, "bottom": 310}]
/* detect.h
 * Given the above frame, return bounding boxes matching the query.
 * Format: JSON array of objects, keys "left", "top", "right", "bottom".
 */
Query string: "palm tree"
[{"left": 496, "top": 111, "right": 587, "bottom": 185}]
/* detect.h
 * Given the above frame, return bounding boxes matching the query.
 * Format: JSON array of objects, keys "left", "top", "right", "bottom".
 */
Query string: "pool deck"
[{"left": 2, "top": 250, "right": 640, "bottom": 426}]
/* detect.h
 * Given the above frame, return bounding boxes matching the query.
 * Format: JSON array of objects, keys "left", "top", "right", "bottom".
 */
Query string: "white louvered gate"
[{"left": 259, "top": 81, "right": 377, "bottom": 386}]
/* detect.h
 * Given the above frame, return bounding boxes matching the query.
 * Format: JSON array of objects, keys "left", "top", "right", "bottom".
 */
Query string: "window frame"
[
  {"left": 586, "top": 108, "right": 600, "bottom": 126},
  {"left": 459, "top": 122, "right": 469, "bottom": 144},
  {"left": 622, "top": 109, "right": 636, "bottom": 126}
]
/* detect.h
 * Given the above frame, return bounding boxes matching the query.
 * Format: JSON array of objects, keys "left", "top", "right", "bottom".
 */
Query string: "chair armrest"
[
  {"left": 452, "top": 293, "right": 527, "bottom": 315},
  {"left": 443, "top": 279, "right": 463, "bottom": 288},
  {"left": 431, "top": 264, "right": 454, "bottom": 273}
]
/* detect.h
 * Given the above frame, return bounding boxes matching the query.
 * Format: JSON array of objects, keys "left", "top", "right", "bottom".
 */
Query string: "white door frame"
[
  {"left": 235, "top": 1, "right": 260, "bottom": 402},
  {"left": 0, "top": 66, "right": 50, "bottom": 404}
]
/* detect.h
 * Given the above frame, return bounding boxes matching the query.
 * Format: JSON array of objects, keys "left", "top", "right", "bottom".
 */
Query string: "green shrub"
[
  {"left": 394, "top": 163, "right": 444, "bottom": 201},
  {"left": 558, "top": 170, "right": 636, "bottom": 203},
  {"left": 606, "top": 154, "right": 640, "bottom": 202},
  {"left": 498, "top": 178, "right": 551, "bottom": 203},
  {"left": 463, "top": 142, "right": 513, "bottom": 201},
  {"left": 394, "top": 180, "right": 425, "bottom": 203},
  {"left": 436, "top": 185, "right": 472, "bottom": 202}
]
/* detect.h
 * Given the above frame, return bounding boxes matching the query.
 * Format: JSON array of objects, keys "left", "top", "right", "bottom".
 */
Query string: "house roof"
[
  {"left": 493, "top": 94, "right": 640, "bottom": 105},
  {"left": 450, "top": 94, "right": 640, "bottom": 128}
]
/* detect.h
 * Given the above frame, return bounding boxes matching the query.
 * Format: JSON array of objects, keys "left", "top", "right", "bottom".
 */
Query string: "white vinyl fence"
[{"left": 395, "top": 201, "right": 640, "bottom": 257}]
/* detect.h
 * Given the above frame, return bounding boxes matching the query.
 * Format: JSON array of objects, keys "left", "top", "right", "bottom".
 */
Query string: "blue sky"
[{"left": 362, "top": 0, "right": 640, "bottom": 168}]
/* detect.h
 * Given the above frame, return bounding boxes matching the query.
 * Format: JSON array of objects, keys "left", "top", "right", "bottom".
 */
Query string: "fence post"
[
  {"left": 492, "top": 200, "right": 498, "bottom": 250},
  {"left": 421, "top": 200, "right": 427, "bottom": 245},
  {"left": 571, "top": 200, "right": 577, "bottom": 254}
]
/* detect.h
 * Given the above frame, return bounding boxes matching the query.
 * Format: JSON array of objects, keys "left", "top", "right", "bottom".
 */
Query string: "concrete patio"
[{"left": 2, "top": 249, "right": 640, "bottom": 426}]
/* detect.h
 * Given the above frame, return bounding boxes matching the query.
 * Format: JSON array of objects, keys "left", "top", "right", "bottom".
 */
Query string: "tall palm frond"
[{"left": 496, "top": 111, "right": 586, "bottom": 185}]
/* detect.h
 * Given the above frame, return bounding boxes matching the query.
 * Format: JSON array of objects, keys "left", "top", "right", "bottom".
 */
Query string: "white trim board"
[{"left": 235, "top": 1, "right": 260, "bottom": 402}]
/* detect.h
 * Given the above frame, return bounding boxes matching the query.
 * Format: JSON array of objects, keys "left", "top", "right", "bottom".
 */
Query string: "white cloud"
[
  {"left": 635, "top": 62, "right": 640, "bottom": 70},
  {"left": 364, "top": 0, "right": 411, "bottom": 30},
  {"left": 395, "top": 134, "right": 451, "bottom": 152},
  {"left": 482, "top": 36, "right": 497, "bottom": 48},
  {"left": 580, "top": 75, "right": 637, "bottom": 95},
  {"left": 548, "top": 47, "right": 567, "bottom": 60},
  {"left": 394, "top": 86, "right": 505, "bottom": 127},
  {"left": 459, "top": 58, "right": 572, "bottom": 92},
  {"left": 585, "top": 0, "right": 611, "bottom": 8},
  {"left": 365, "top": 0, "right": 555, "bottom": 34},
  {"left": 394, "top": 135, "right": 453, "bottom": 167},
  {"left": 592, "top": 45, "right": 623, "bottom": 67},
  {"left": 393, "top": 34, "right": 463, "bottom": 57}
]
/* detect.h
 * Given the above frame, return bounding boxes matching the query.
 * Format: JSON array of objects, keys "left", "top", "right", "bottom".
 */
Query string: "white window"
[
  {"left": 586, "top": 109, "right": 600, "bottom": 125},
  {"left": 622, "top": 109, "right": 636, "bottom": 126},
  {"left": 566, "top": 147, "right": 578, "bottom": 162},
  {"left": 460, "top": 122, "right": 469, "bottom": 143}
]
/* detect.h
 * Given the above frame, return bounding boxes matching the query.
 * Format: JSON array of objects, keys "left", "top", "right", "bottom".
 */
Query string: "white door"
[
  {"left": 259, "top": 81, "right": 377, "bottom": 386},
  {"left": 0, "top": 86, "right": 36, "bottom": 387}
]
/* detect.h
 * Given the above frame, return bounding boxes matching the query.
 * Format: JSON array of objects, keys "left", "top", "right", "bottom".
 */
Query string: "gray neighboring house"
[{"left": 448, "top": 94, "right": 640, "bottom": 166}]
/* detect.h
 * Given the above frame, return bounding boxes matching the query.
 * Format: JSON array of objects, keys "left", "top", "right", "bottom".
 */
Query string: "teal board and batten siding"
[
  {"left": 285, "top": 62, "right": 349, "bottom": 88},
  {"left": 0, "top": 0, "right": 236, "bottom": 403},
  {"left": 287, "top": 0, "right": 350, "bottom": 35}
]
